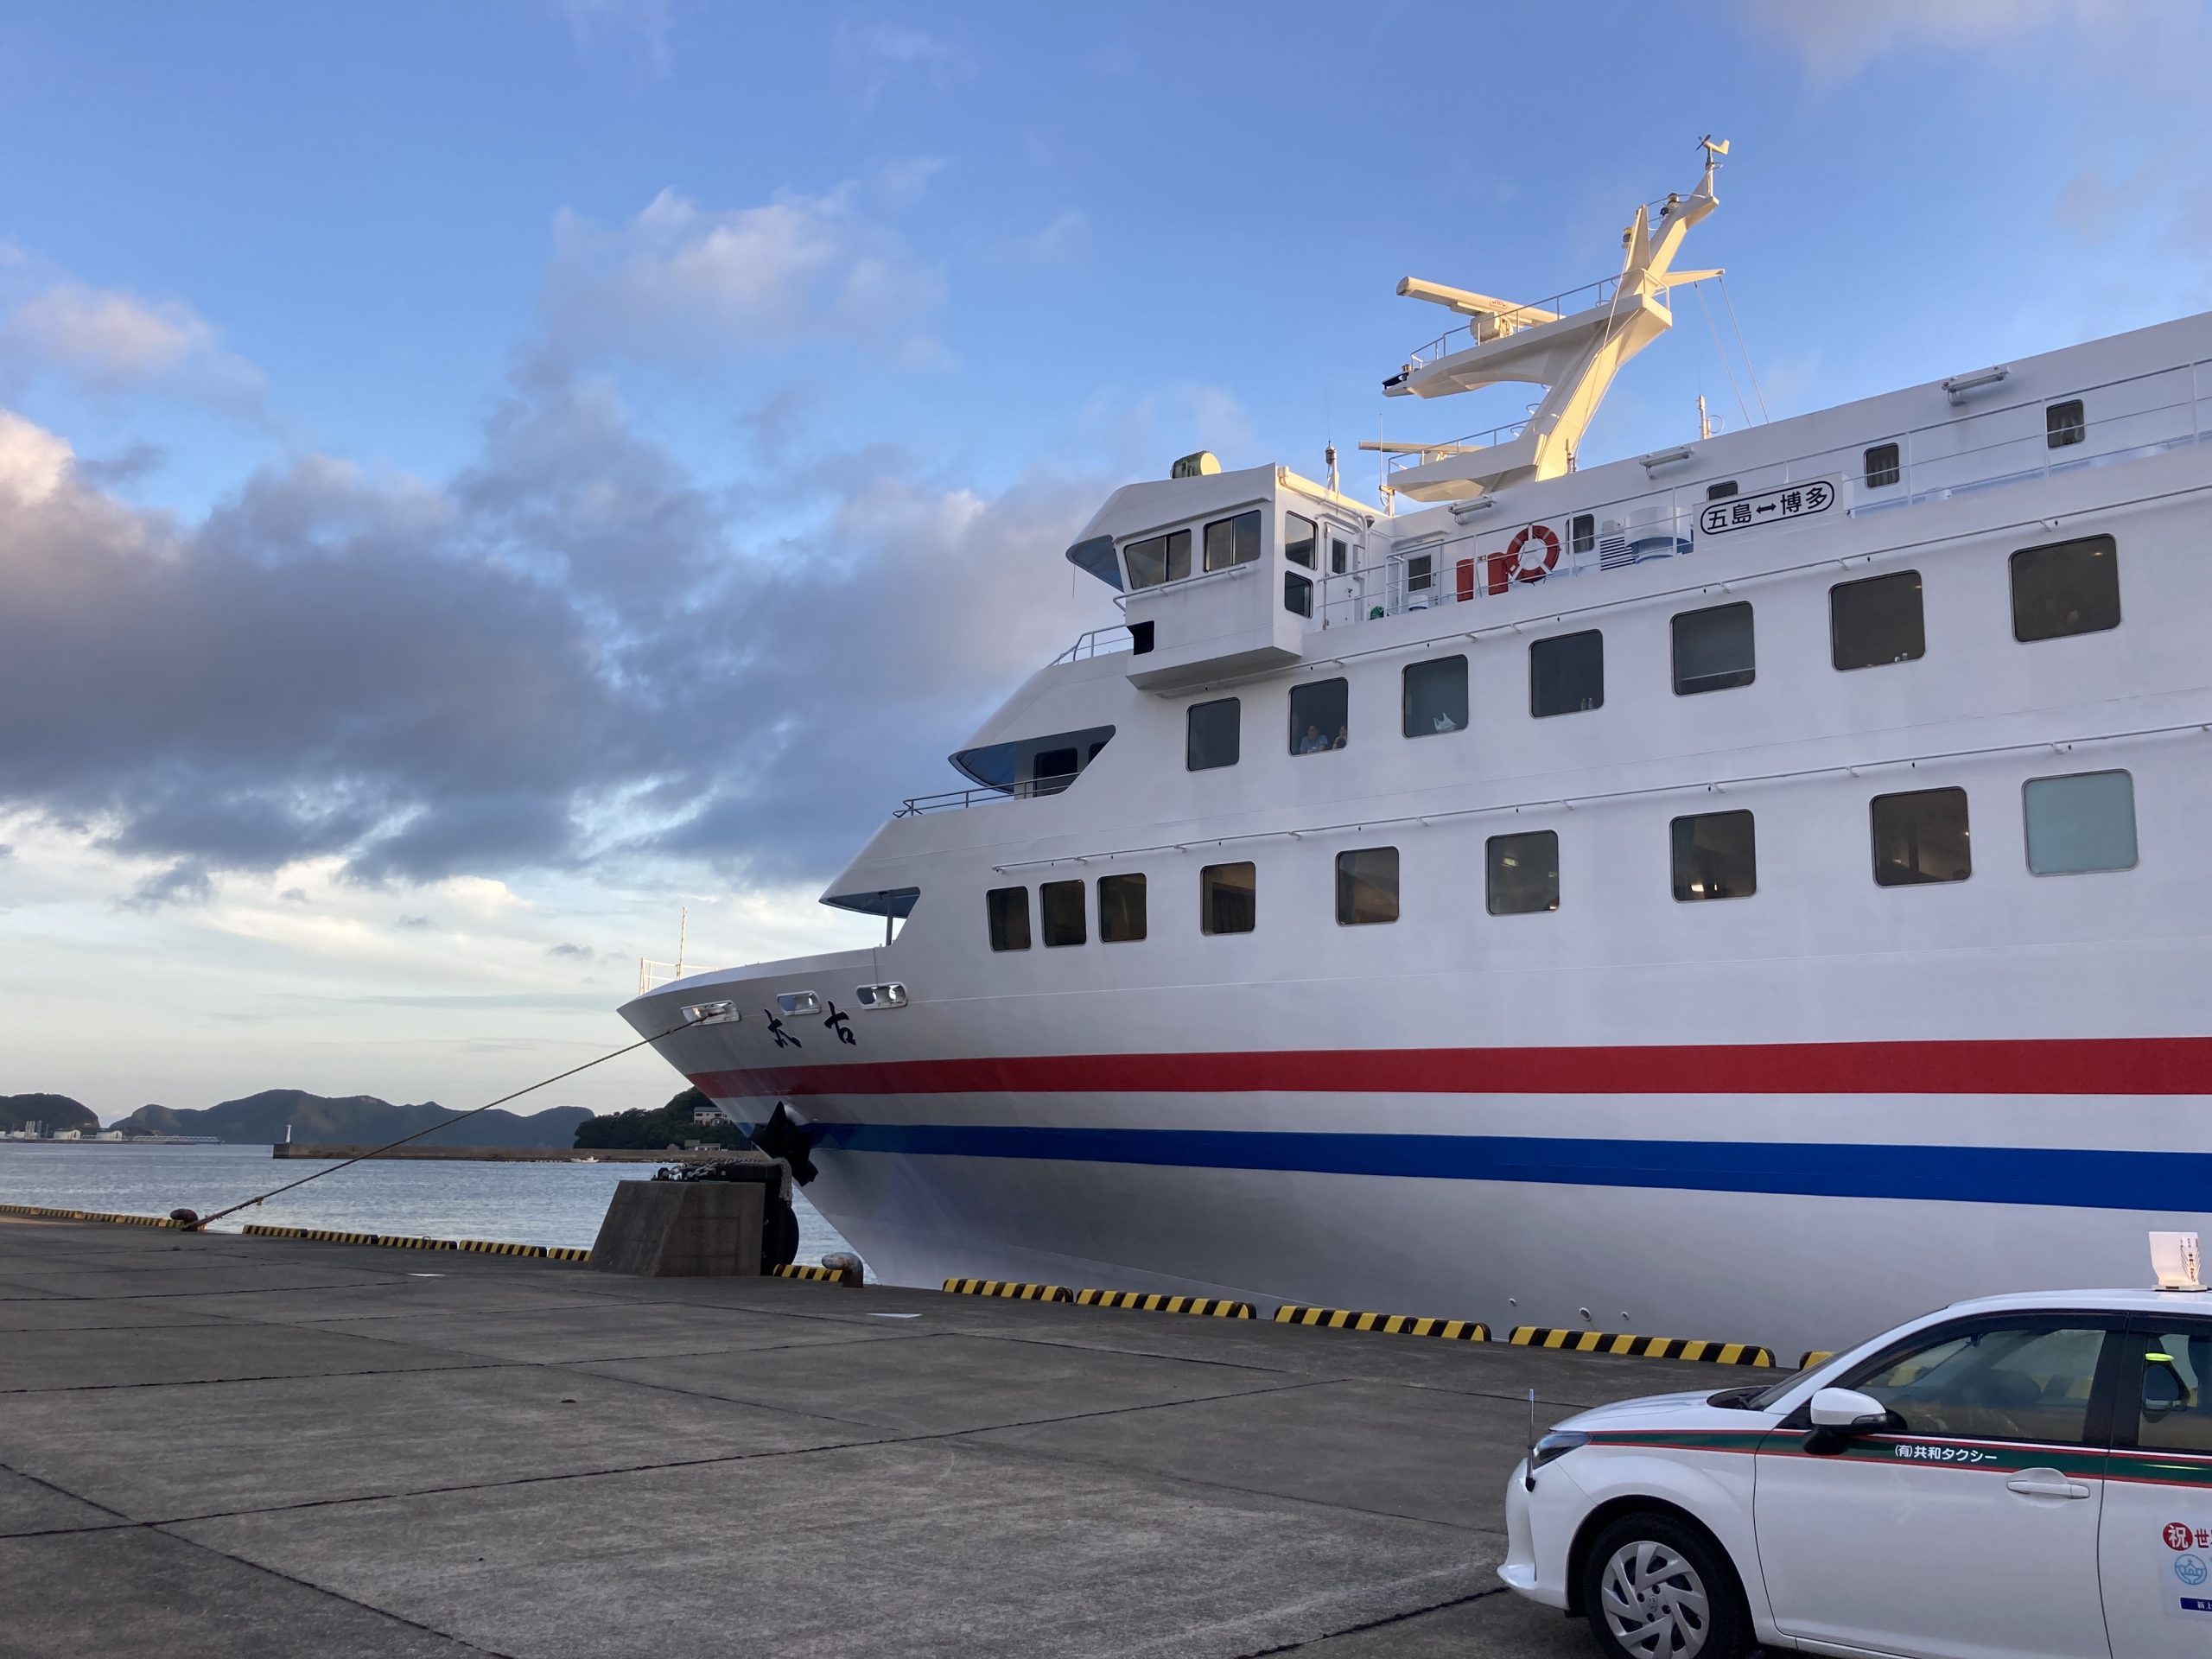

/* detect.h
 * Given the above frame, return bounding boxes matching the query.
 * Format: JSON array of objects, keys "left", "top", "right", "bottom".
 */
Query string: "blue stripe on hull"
[{"left": 810, "top": 1123, "right": 2210, "bottom": 1212}]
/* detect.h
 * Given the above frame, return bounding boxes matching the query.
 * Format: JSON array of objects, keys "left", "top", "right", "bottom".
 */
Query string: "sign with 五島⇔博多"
[{"left": 1699, "top": 480, "right": 1835, "bottom": 537}]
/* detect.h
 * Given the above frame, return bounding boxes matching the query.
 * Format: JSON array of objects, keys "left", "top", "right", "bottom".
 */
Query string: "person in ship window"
[
  {"left": 1299, "top": 722, "right": 1327, "bottom": 754},
  {"left": 1332, "top": 724, "right": 1348, "bottom": 749},
  {"left": 1432, "top": 710, "right": 1459, "bottom": 733}
]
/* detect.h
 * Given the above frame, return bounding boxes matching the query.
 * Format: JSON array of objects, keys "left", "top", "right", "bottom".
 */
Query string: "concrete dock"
[{"left": 0, "top": 1213, "right": 1731, "bottom": 1657}]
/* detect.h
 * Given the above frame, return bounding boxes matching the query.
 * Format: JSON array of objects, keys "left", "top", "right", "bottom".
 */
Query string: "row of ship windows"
[
  {"left": 1699, "top": 404, "right": 2082, "bottom": 506},
  {"left": 1202, "top": 531, "right": 2121, "bottom": 765},
  {"left": 982, "top": 768, "right": 2139, "bottom": 946}
]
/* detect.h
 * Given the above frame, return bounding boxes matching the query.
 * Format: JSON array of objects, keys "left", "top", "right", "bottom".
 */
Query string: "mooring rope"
[
  {"left": 184, "top": 1014, "right": 705, "bottom": 1230},
  {"left": 1717, "top": 272, "right": 1770, "bottom": 424}
]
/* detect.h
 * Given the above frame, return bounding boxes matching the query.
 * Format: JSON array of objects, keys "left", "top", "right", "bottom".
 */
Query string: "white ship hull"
[
  {"left": 627, "top": 918, "right": 2212, "bottom": 1361},
  {"left": 623, "top": 194, "right": 2212, "bottom": 1362}
]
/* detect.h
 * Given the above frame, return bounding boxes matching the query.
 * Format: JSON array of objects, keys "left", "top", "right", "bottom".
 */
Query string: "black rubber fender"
[{"left": 762, "top": 1197, "right": 799, "bottom": 1270}]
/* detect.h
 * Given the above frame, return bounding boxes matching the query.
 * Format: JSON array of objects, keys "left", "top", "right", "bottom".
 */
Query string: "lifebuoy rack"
[{"left": 1484, "top": 522, "right": 1561, "bottom": 595}]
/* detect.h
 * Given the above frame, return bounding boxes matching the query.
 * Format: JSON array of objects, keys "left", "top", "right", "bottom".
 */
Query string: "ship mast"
[{"left": 1368, "top": 137, "right": 1728, "bottom": 504}]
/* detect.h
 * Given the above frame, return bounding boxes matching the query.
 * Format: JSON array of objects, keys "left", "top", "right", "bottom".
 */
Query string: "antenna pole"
[{"left": 1524, "top": 1388, "right": 1539, "bottom": 1490}]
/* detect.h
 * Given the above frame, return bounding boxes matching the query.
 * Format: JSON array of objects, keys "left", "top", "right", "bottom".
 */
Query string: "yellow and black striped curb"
[
  {"left": 1509, "top": 1326, "right": 1775, "bottom": 1368},
  {"left": 942, "top": 1277, "right": 1072, "bottom": 1301},
  {"left": 0, "top": 1202, "right": 186, "bottom": 1228},
  {"left": 773, "top": 1262, "right": 859, "bottom": 1284},
  {"left": 1076, "top": 1289, "right": 1255, "bottom": 1319},
  {"left": 1274, "top": 1305, "right": 1489, "bottom": 1340},
  {"left": 1800, "top": 1350, "right": 1835, "bottom": 1369},
  {"left": 241, "top": 1223, "right": 590, "bottom": 1262}
]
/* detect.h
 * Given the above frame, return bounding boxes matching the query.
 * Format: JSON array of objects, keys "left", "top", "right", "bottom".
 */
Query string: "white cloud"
[
  {"left": 0, "top": 408, "right": 73, "bottom": 504},
  {"left": 550, "top": 0, "right": 672, "bottom": 76},
  {"left": 1744, "top": 0, "right": 2190, "bottom": 82},
  {"left": 2, "top": 282, "right": 263, "bottom": 404},
  {"left": 1076, "top": 382, "right": 1254, "bottom": 477},
  {"left": 874, "top": 154, "right": 948, "bottom": 201},
  {"left": 833, "top": 20, "right": 970, "bottom": 101},
  {"left": 541, "top": 186, "right": 945, "bottom": 368},
  {"left": 1027, "top": 209, "right": 1091, "bottom": 267}
]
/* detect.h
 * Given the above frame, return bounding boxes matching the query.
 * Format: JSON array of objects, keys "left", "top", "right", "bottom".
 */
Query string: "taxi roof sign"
[{"left": 2151, "top": 1230, "right": 2205, "bottom": 1292}]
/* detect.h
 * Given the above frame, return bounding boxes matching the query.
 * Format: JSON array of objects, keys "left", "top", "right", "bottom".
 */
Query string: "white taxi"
[{"left": 1501, "top": 1279, "right": 2212, "bottom": 1657}]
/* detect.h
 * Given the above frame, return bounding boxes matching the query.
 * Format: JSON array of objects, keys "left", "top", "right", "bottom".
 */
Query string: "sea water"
[{"left": 0, "top": 1141, "right": 857, "bottom": 1264}]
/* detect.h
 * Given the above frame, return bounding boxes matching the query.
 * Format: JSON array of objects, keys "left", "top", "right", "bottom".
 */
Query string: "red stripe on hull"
[{"left": 690, "top": 1036, "right": 2212, "bottom": 1099}]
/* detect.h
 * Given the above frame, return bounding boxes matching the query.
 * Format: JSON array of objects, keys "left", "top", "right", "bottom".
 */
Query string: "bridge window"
[
  {"left": 1706, "top": 480, "right": 1738, "bottom": 501},
  {"left": 1336, "top": 848, "right": 1399, "bottom": 925},
  {"left": 1487, "top": 830, "right": 1559, "bottom": 915},
  {"left": 1284, "top": 513, "right": 1317, "bottom": 569},
  {"left": 1186, "top": 698, "right": 1240, "bottom": 771},
  {"left": 1864, "top": 442, "right": 1901, "bottom": 489},
  {"left": 1570, "top": 513, "right": 1595, "bottom": 556},
  {"left": 1124, "top": 529, "right": 1190, "bottom": 589},
  {"left": 953, "top": 726, "right": 1116, "bottom": 798},
  {"left": 1672, "top": 601, "right": 1756, "bottom": 695},
  {"left": 1200, "top": 861, "right": 1256, "bottom": 935},
  {"left": 1284, "top": 571, "right": 1313, "bottom": 617},
  {"left": 1290, "top": 677, "right": 1349, "bottom": 754},
  {"left": 1402, "top": 655, "right": 1468, "bottom": 736},
  {"left": 1872, "top": 787, "right": 1971, "bottom": 886},
  {"left": 2046, "top": 398, "right": 2086, "bottom": 448},
  {"left": 1330, "top": 536, "right": 1351, "bottom": 575},
  {"left": 1039, "top": 880, "right": 1087, "bottom": 946},
  {"left": 1530, "top": 630, "right": 1604, "bottom": 717},
  {"left": 986, "top": 887, "right": 1031, "bottom": 951},
  {"left": 1672, "top": 810, "right": 1756, "bottom": 901},
  {"left": 1203, "top": 508, "right": 1262, "bottom": 573},
  {"left": 2011, "top": 534, "right": 2119, "bottom": 642},
  {"left": 1830, "top": 570, "right": 1923, "bottom": 670},
  {"left": 1098, "top": 874, "right": 1147, "bottom": 941},
  {"left": 1031, "top": 747, "right": 1078, "bottom": 795},
  {"left": 2024, "top": 771, "right": 2136, "bottom": 875}
]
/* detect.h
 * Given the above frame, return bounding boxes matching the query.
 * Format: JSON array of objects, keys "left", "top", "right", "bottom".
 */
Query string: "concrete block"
[{"left": 588, "top": 1179, "right": 762, "bottom": 1277}]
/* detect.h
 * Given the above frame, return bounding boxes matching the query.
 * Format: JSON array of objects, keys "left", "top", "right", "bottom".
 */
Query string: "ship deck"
[{"left": 0, "top": 1212, "right": 1743, "bottom": 1656}]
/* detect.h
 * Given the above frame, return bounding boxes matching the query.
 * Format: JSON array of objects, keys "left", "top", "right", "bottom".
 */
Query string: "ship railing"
[
  {"left": 896, "top": 775, "right": 1077, "bottom": 817},
  {"left": 1401, "top": 275, "right": 1624, "bottom": 372},
  {"left": 1379, "top": 416, "right": 1534, "bottom": 482},
  {"left": 638, "top": 958, "right": 692, "bottom": 993},
  {"left": 1052, "top": 624, "right": 1135, "bottom": 664},
  {"left": 1331, "top": 357, "right": 2212, "bottom": 629}
]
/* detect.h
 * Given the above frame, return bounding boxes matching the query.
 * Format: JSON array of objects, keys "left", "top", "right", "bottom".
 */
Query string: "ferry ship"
[{"left": 621, "top": 143, "right": 2212, "bottom": 1357}]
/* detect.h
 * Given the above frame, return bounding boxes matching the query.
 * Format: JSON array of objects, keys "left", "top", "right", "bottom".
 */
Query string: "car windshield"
[
  {"left": 1740, "top": 1369, "right": 1813, "bottom": 1411},
  {"left": 1741, "top": 1307, "right": 1950, "bottom": 1412}
]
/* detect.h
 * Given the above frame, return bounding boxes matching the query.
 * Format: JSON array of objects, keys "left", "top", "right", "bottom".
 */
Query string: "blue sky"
[{"left": 0, "top": 0, "right": 2205, "bottom": 1120}]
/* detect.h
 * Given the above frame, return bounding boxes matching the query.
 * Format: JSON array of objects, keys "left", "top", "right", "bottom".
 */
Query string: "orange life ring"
[{"left": 1504, "top": 522, "right": 1560, "bottom": 582}]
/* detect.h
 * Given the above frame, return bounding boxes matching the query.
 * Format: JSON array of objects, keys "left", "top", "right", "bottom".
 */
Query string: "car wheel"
[{"left": 1578, "top": 1510, "right": 1750, "bottom": 1659}]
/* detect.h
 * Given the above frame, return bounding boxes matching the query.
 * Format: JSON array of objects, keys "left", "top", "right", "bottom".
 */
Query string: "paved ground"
[{"left": 0, "top": 1215, "right": 1734, "bottom": 1658}]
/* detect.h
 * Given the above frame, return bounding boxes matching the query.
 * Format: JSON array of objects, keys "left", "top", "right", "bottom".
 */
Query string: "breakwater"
[{"left": 270, "top": 1143, "right": 740, "bottom": 1162}]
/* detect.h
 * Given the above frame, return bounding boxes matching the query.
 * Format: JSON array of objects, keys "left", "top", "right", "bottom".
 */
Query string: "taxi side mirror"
[
  {"left": 1803, "top": 1386, "right": 1903, "bottom": 1452},
  {"left": 1809, "top": 1387, "right": 1891, "bottom": 1429}
]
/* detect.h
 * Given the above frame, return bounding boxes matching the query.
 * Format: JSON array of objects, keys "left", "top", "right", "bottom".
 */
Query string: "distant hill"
[
  {"left": 0, "top": 1093, "right": 101, "bottom": 1135},
  {"left": 574, "top": 1086, "right": 747, "bottom": 1151},
  {"left": 115, "top": 1090, "right": 591, "bottom": 1147}
]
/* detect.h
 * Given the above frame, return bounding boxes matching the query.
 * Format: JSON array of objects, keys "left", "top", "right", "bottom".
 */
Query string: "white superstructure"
[{"left": 622, "top": 145, "right": 2212, "bottom": 1357}]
